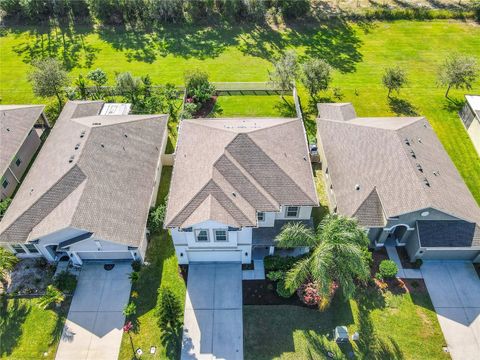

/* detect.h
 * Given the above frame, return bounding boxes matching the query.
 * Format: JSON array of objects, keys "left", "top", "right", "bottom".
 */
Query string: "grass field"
[
  {"left": 0, "top": 298, "right": 68, "bottom": 359},
  {"left": 1, "top": 20, "right": 479, "bottom": 203},
  {"left": 118, "top": 167, "right": 186, "bottom": 360},
  {"left": 244, "top": 287, "right": 448, "bottom": 360}
]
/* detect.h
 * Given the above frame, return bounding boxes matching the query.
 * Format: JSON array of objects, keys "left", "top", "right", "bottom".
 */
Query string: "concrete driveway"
[
  {"left": 422, "top": 261, "right": 480, "bottom": 360},
  {"left": 181, "top": 263, "right": 243, "bottom": 360},
  {"left": 56, "top": 262, "right": 132, "bottom": 360}
]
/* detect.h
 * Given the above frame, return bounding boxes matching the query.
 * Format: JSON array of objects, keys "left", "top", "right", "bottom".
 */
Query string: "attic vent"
[
  {"left": 80, "top": 130, "right": 86, "bottom": 138},
  {"left": 75, "top": 143, "right": 80, "bottom": 150},
  {"left": 423, "top": 178, "right": 430, "bottom": 187},
  {"left": 355, "top": 184, "right": 360, "bottom": 191},
  {"left": 404, "top": 138, "right": 410, "bottom": 146},
  {"left": 92, "top": 122, "right": 102, "bottom": 126},
  {"left": 416, "top": 164, "right": 423, "bottom": 172},
  {"left": 68, "top": 155, "right": 75, "bottom": 163},
  {"left": 410, "top": 150, "right": 416, "bottom": 159}
]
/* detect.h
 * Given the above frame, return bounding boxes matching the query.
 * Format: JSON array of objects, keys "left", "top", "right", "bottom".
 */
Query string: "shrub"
[
  {"left": 264, "top": 255, "right": 301, "bottom": 272},
  {"left": 266, "top": 270, "right": 284, "bottom": 282},
  {"left": 180, "top": 102, "right": 198, "bottom": 119},
  {"left": 379, "top": 260, "right": 398, "bottom": 279},
  {"left": 38, "top": 285, "right": 64, "bottom": 309},
  {"left": 276, "top": 279, "right": 294, "bottom": 298},
  {"left": 0, "top": 198, "right": 12, "bottom": 219},
  {"left": 184, "top": 70, "right": 215, "bottom": 104},
  {"left": 123, "top": 302, "right": 137, "bottom": 318},
  {"left": 297, "top": 282, "right": 321, "bottom": 306},
  {"left": 147, "top": 203, "right": 166, "bottom": 234},
  {"left": 156, "top": 287, "right": 182, "bottom": 329},
  {"left": 129, "top": 271, "right": 139, "bottom": 283},
  {"left": 412, "top": 259, "right": 423, "bottom": 269},
  {"left": 53, "top": 271, "right": 77, "bottom": 294},
  {"left": 362, "top": 248, "right": 373, "bottom": 267},
  {"left": 131, "top": 260, "right": 142, "bottom": 272}
]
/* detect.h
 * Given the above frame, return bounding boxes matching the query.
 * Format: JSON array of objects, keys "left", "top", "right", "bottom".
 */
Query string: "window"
[
  {"left": 214, "top": 229, "right": 228, "bottom": 242},
  {"left": 285, "top": 206, "right": 299, "bottom": 218},
  {"left": 2, "top": 179, "right": 8, "bottom": 189},
  {"left": 11, "top": 244, "right": 26, "bottom": 254},
  {"left": 195, "top": 229, "right": 209, "bottom": 242},
  {"left": 24, "top": 244, "right": 39, "bottom": 253},
  {"left": 15, "top": 158, "right": 22, "bottom": 167},
  {"left": 257, "top": 212, "right": 265, "bottom": 222}
]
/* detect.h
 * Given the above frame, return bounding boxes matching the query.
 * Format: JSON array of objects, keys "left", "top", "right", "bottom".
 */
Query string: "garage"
[
  {"left": 187, "top": 250, "right": 241, "bottom": 263},
  {"left": 76, "top": 251, "right": 134, "bottom": 261},
  {"left": 419, "top": 248, "right": 480, "bottom": 261}
]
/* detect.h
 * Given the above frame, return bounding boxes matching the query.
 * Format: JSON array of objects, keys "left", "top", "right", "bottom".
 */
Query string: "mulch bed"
[
  {"left": 179, "top": 265, "right": 188, "bottom": 284},
  {"left": 396, "top": 246, "right": 420, "bottom": 269},
  {"left": 371, "top": 247, "right": 389, "bottom": 276},
  {"left": 193, "top": 96, "right": 217, "bottom": 118},
  {"left": 243, "top": 280, "right": 315, "bottom": 307}
]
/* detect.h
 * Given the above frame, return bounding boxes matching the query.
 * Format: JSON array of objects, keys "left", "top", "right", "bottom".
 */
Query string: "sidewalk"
[{"left": 385, "top": 246, "right": 423, "bottom": 279}]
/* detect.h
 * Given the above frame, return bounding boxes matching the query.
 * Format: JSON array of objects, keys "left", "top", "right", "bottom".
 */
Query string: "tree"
[
  {"left": 38, "top": 285, "right": 65, "bottom": 309},
  {"left": 28, "top": 58, "right": 69, "bottom": 113},
  {"left": 156, "top": 287, "right": 182, "bottom": 329},
  {"left": 0, "top": 247, "right": 18, "bottom": 288},
  {"left": 148, "top": 203, "right": 166, "bottom": 234},
  {"left": 382, "top": 66, "right": 408, "bottom": 98},
  {"left": 300, "top": 59, "right": 332, "bottom": 100},
  {"left": 115, "top": 72, "right": 144, "bottom": 105},
  {"left": 438, "top": 54, "right": 478, "bottom": 98},
  {"left": 269, "top": 50, "right": 298, "bottom": 103},
  {"left": 0, "top": 198, "right": 12, "bottom": 219},
  {"left": 184, "top": 70, "right": 215, "bottom": 104},
  {"left": 87, "top": 68, "right": 108, "bottom": 99},
  {"left": 275, "top": 214, "right": 370, "bottom": 299}
]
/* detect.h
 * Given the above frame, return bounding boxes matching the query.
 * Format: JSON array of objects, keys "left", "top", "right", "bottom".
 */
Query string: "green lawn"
[
  {"left": 0, "top": 298, "right": 68, "bottom": 359},
  {"left": 1, "top": 20, "right": 478, "bottom": 202},
  {"left": 118, "top": 167, "right": 186, "bottom": 360},
  {"left": 215, "top": 95, "right": 295, "bottom": 118},
  {"left": 244, "top": 287, "right": 448, "bottom": 360}
]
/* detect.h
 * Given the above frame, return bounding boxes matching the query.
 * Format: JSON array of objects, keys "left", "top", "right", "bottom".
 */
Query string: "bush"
[
  {"left": 266, "top": 270, "right": 284, "bottom": 282},
  {"left": 412, "top": 258, "right": 423, "bottom": 269},
  {"left": 147, "top": 203, "right": 166, "bottom": 234},
  {"left": 131, "top": 260, "right": 142, "bottom": 272},
  {"left": 184, "top": 70, "right": 215, "bottom": 104},
  {"left": 297, "top": 282, "right": 320, "bottom": 306},
  {"left": 264, "top": 255, "right": 301, "bottom": 272},
  {"left": 362, "top": 248, "right": 373, "bottom": 267},
  {"left": 276, "top": 279, "right": 294, "bottom": 298},
  {"left": 180, "top": 102, "right": 198, "bottom": 119},
  {"left": 53, "top": 271, "right": 77, "bottom": 294},
  {"left": 129, "top": 271, "right": 139, "bottom": 283},
  {"left": 156, "top": 287, "right": 182, "bottom": 329},
  {"left": 123, "top": 302, "right": 137, "bottom": 318},
  {"left": 38, "top": 285, "right": 64, "bottom": 309},
  {"left": 379, "top": 260, "right": 398, "bottom": 279}
]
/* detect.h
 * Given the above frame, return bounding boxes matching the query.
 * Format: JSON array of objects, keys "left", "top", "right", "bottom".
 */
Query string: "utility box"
[{"left": 334, "top": 326, "right": 349, "bottom": 343}]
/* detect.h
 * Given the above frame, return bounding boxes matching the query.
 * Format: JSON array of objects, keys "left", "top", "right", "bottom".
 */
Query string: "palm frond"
[
  {"left": 275, "top": 222, "right": 317, "bottom": 248},
  {"left": 284, "top": 257, "right": 311, "bottom": 292}
]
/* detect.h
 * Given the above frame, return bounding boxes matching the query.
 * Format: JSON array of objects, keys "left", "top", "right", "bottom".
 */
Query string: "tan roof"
[
  {"left": 0, "top": 101, "right": 168, "bottom": 247},
  {"left": 165, "top": 118, "right": 318, "bottom": 228},
  {"left": 317, "top": 103, "right": 480, "bottom": 228},
  {"left": 0, "top": 105, "right": 45, "bottom": 177}
]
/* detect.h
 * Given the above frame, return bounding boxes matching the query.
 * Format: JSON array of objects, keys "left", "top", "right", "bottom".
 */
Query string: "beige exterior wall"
[{"left": 467, "top": 117, "right": 480, "bottom": 156}]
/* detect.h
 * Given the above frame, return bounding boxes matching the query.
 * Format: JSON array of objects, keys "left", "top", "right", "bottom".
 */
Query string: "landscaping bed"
[
  {"left": 243, "top": 280, "right": 310, "bottom": 307},
  {"left": 2, "top": 258, "right": 55, "bottom": 295},
  {"left": 397, "top": 246, "right": 422, "bottom": 269}
]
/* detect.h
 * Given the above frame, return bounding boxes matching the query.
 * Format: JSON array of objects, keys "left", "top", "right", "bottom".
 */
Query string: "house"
[
  {"left": 459, "top": 95, "right": 480, "bottom": 156},
  {"left": 164, "top": 117, "right": 318, "bottom": 264},
  {"left": 316, "top": 103, "right": 480, "bottom": 263},
  {"left": 0, "top": 105, "right": 49, "bottom": 200},
  {"left": 0, "top": 101, "right": 168, "bottom": 265}
]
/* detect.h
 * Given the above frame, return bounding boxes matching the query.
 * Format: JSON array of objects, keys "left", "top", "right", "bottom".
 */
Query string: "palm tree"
[
  {"left": 37, "top": 285, "right": 65, "bottom": 309},
  {"left": 0, "top": 247, "right": 18, "bottom": 289},
  {"left": 275, "top": 214, "right": 370, "bottom": 299}
]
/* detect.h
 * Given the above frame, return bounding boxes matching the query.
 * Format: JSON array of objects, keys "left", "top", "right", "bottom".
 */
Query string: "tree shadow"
[
  {"left": 388, "top": 97, "right": 419, "bottom": 116},
  {"left": 161, "top": 325, "right": 183, "bottom": 359},
  {"left": 274, "top": 98, "right": 297, "bottom": 117},
  {"left": 442, "top": 96, "right": 465, "bottom": 113},
  {"left": 237, "top": 24, "right": 288, "bottom": 61},
  {"left": 12, "top": 24, "right": 98, "bottom": 70},
  {"left": 304, "top": 332, "right": 351, "bottom": 359},
  {"left": 49, "top": 303, "right": 69, "bottom": 347},
  {"left": 0, "top": 298, "right": 30, "bottom": 357}
]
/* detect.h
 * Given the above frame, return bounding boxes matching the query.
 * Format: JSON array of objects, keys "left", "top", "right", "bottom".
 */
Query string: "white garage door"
[
  {"left": 187, "top": 250, "right": 241, "bottom": 263},
  {"left": 77, "top": 251, "right": 133, "bottom": 261}
]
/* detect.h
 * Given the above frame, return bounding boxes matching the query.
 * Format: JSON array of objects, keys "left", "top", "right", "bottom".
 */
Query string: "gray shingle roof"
[
  {"left": 0, "top": 101, "right": 168, "bottom": 247},
  {"left": 317, "top": 103, "right": 480, "bottom": 228},
  {"left": 352, "top": 187, "right": 386, "bottom": 227},
  {"left": 165, "top": 118, "right": 318, "bottom": 228},
  {"left": 0, "top": 105, "right": 45, "bottom": 177},
  {"left": 417, "top": 220, "right": 480, "bottom": 247}
]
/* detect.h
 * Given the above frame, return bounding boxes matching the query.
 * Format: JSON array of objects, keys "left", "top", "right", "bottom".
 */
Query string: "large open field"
[{"left": 1, "top": 20, "right": 479, "bottom": 203}]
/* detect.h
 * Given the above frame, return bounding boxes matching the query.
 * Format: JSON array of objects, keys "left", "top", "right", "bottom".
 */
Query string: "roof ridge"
[
  {"left": 234, "top": 132, "right": 317, "bottom": 205},
  {"left": 70, "top": 114, "right": 168, "bottom": 127}
]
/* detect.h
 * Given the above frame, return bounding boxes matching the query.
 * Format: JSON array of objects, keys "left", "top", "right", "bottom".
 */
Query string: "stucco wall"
[{"left": 467, "top": 117, "right": 480, "bottom": 156}]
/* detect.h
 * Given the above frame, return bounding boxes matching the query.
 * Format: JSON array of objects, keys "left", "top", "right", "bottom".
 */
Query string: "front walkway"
[
  {"left": 422, "top": 261, "right": 480, "bottom": 360},
  {"left": 182, "top": 263, "right": 243, "bottom": 360},
  {"left": 56, "top": 262, "right": 132, "bottom": 360},
  {"left": 385, "top": 245, "right": 423, "bottom": 279}
]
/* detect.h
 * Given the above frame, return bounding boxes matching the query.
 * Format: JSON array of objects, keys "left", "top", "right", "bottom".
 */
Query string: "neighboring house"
[
  {"left": 316, "top": 103, "right": 480, "bottom": 263},
  {"left": 164, "top": 117, "right": 318, "bottom": 264},
  {"left": 459, "top": 95, "right": 480, "bottom": 156},
  {"left": 0, "top": 105, "right": 49, "bottom": 200},
  {"left": 0, "top": 101, "right": 168, "bottom": 265}
]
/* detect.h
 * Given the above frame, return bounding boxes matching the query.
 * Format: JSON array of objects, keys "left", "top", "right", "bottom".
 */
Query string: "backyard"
[{"left": 1, "top": 19, "right": 479, "bottom": 203}]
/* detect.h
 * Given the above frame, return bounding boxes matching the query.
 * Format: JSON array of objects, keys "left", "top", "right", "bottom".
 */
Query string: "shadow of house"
[{"left": 0, "top": 298, "right": 30, "bottom": 357}]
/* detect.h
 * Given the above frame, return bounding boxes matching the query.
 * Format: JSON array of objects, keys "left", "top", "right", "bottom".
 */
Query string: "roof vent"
[
  {"left": 404, "top": 138, "right": 410, "bottom": 146},
  {"left": 418, "top": 138, "right": 422, "bottom": 143},
  {"left": 6, "top": 128, "right": 10, "bottom": 132},
  {"left": 124, "top": 134, "right": 128, "bottom": 138},
  {"left": 355, "top": 184, "right": 360, "bottom": 191},
  {"left": 75, "top": 143, "right": 80, "bottom": 150},
  {"left": 68, "top": 155, "right": 75, "bottom": 163},
  {"left": 232, "top": 192, "right": 237, "bottom": 197},
  {"left": 92, "top": 122, "right": 102, "bottom": 126},
  {"left": 423, "top": 178, "right": 430, "bottom": 187},
  {"left": 433, "top": 171, "right": 440, "bottom": 176},
  {"left": 101, "top": 143, "right": 105, "bottom": 148},
  {"left": 80, "top": 130, "right": 85, "bottom": 138},
  {"left": 416, "top": 164, "right": 423, "bottom": 172},
  {"left": 410, "top": 150, "right": 416, "bottom": 159}
]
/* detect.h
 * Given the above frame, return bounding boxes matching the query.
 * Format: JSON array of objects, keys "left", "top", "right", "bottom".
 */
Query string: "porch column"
[{"left": 269, "top": 246, "right": 275, "bottom": 255}]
